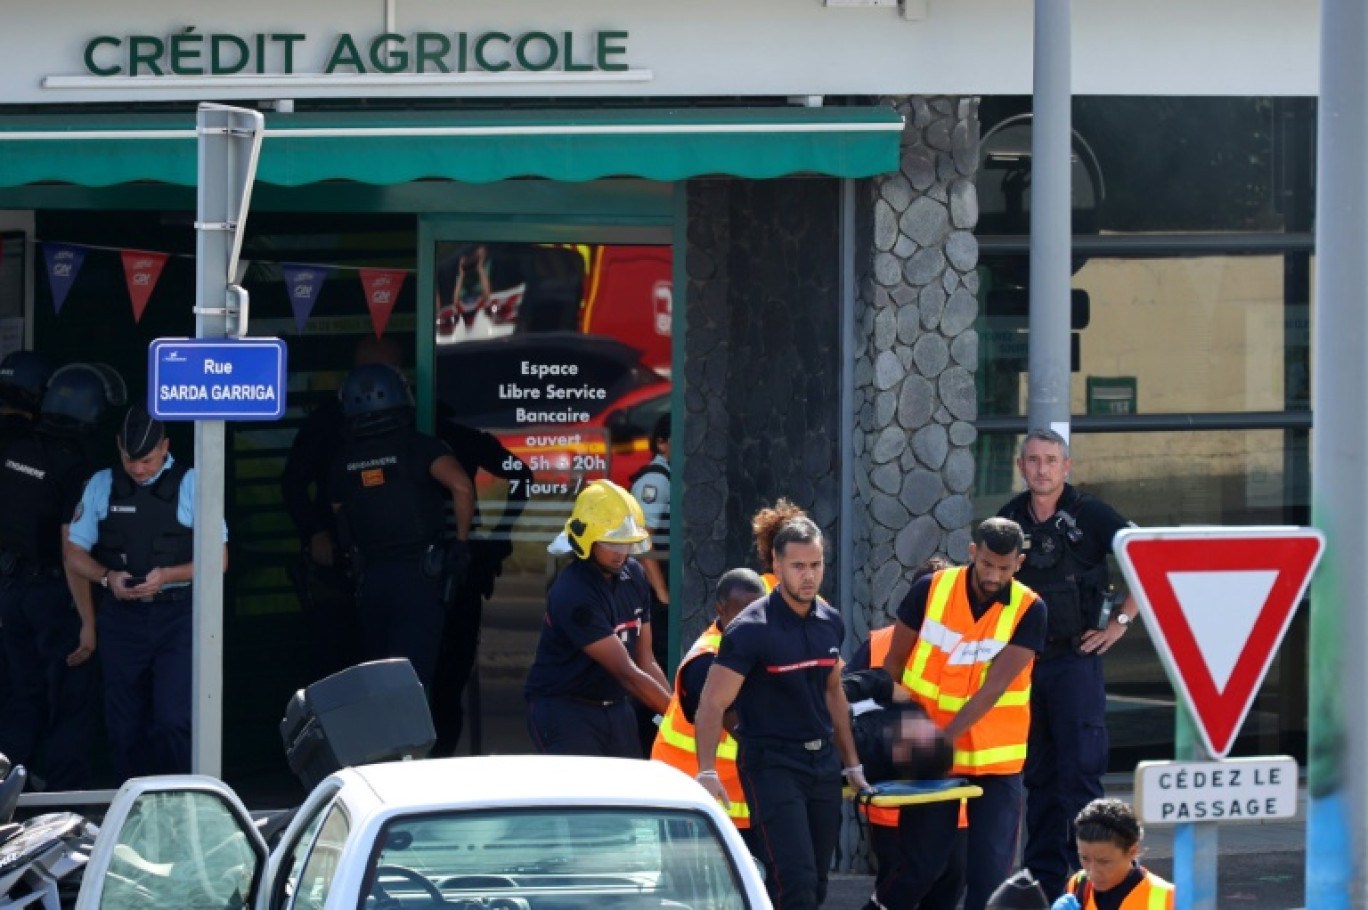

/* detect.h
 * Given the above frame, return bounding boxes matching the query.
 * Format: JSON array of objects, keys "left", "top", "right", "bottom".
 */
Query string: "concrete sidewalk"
[{"left": 822, "top": 778, "right": 1309, "bottom": 909}]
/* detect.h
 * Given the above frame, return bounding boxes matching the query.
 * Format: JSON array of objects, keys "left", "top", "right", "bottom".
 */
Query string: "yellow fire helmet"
[{"left": 548, "top": 479, "right": 651, "bottom": 558}]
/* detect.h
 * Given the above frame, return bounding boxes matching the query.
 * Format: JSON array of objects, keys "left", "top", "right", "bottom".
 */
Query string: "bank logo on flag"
[
  {"left": 282, "top": 264, "right": 333, "bottom": 334},
  {"left": 360, "top": 268, "right": 407, "bottom": 338},
  {"left": 41, "top": 243, "right": 88, "bottom": 314},
  {"left": 120, "top": 250, "right": 169, "bottom": 323}
]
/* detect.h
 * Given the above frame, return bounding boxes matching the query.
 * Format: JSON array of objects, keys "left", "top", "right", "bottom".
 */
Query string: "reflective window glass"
[
  {"left": 978, "top": 255, "right": 1312, "bottom": 419},
  {"left": 98, "top": 790, "right": 259, "bottom": 910},
  {"left": 366, "top": 808, "right": 747, "bottom": 909}
]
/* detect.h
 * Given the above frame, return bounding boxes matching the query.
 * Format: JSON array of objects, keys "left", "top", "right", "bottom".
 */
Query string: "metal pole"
[
  {"left": 192, "top": 104, "right": 263, "bottom": 777},
  {"left": 839, "top": 177, "right": 856, "bottom": 652},
  {"left": 1028, "top": 0, "right": 1073, "bottom": 436},
  {"left": 1310, "top": 2, "right": 1368, "bottom": 906},
  {"left": 1172, "top": 703, "right": 1218, "bottom": 910}
]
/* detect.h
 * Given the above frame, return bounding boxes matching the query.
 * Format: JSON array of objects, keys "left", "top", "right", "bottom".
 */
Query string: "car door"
[{"left": 74, "top": 774, "right": 268, "bottom": 910}]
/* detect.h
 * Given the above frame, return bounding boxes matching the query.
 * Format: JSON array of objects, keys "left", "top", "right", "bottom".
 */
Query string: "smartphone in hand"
[{"left": 123, "top": 576, "right": 147, "bottom": 587}]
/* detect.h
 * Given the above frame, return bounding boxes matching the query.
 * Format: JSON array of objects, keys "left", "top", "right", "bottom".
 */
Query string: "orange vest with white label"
[{"left": 902, "top": 567, "right": 1036, "bottom": 776}]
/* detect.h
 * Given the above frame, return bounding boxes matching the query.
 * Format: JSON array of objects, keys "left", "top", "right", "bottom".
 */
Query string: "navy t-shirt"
[
  {"left": 714, "top": 591, "right": 845, "bottom": 742},
  {"left": 524, "top": 557, "right": 652, "bottom": 701},
  {"left": 894, "top": 570, "right": 1047, "bottom": 655}
]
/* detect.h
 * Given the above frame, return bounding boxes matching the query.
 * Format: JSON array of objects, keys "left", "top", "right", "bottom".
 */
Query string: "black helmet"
[
  {"left": 40, "top": 364, "right": 109, "bottom": 430},
  {"left": 339, "top": 363, "right": 413, "bottom": 436},
  {"left": 0, "top": 351, "right": 54, "bottom": 411}
]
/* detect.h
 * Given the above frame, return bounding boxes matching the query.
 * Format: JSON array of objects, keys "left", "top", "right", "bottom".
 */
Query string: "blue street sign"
[{"left": 148, "top": 337, "right": 288, "bottom": 421}]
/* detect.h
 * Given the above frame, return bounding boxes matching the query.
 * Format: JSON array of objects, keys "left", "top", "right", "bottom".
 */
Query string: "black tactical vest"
[
  {"left": 1002, "top": 488, "right": 1110, "bottom": 648},
  {"left": 92, "top": 461, "right": 193, "bottom": 576},
  {"left": 0, "top": 432, "right": 86, "bottom": 568},
  {"left": 336, "top": 431, "right": 447, "bottom": 558}
]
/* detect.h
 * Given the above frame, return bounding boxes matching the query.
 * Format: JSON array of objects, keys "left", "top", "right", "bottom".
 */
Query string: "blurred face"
[
  {"left": 1077, "top": 838, "right": 1139, "bottom": 892},
  {"left": 968, "top": 543, "right": 1023, "bottom": 600},
  {"left": 590, "top": 540, "right": 632, "bottom": 575},
  {"left": 119, "top": 439, "right": 170, "bottom": 485},
  {"left": 773, "top": 540, "right": 825, "bottom": 607},
  {"left": 1017, "top": 438, "right": 1071, "bottom": 499}
]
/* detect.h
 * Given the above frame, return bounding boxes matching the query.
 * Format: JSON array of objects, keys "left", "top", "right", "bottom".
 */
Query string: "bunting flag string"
[{"left": 35, "top": 239, "right": 416, "bottom": 336}]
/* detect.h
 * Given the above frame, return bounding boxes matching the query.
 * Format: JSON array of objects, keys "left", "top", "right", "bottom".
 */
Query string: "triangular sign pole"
[{"left": 1114, "top": 526, "right": 1325, "bottom": 759}]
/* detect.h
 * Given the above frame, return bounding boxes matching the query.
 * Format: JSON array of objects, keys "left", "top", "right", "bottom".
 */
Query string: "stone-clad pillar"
[{"left": 851, "top": 96, "right": 981, "bottom": 642}]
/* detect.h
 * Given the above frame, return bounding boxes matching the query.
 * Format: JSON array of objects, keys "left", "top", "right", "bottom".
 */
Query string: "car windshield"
[{"left": 364, "top": 807, "right": 749, "bottom": 910}]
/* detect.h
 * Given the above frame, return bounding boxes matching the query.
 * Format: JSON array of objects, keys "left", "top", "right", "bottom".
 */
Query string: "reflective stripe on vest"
[
  {"left": 1068, "top": 869, "right": 1175, "bottom": 910},
  {"left": 902, "top": 566, "right": 1036, "bottom": 775},
  {"left": 649, "top": 625, "right": 750, "bottom": 827}
]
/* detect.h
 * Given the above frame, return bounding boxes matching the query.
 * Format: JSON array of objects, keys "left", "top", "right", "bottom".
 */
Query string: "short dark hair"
[
  {"left": 649, "top": 413, "right": 671, "bottom": 456},
  {"left": 1074, "top": 798, "right": 1142, "bottom": 852},
  {"left": 715, "top": 568, "right": 765, "bottom": 604},
  {"left": 973, "top": 517, "right": 1024, "bottom": 556}
]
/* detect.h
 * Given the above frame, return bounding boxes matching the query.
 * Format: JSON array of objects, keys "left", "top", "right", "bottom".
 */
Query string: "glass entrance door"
[{"left": 423, "top": 234, "right": 675, "bottom": 756}]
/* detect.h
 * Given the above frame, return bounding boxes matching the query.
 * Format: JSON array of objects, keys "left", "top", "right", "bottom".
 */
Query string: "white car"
[{"left": 74, "top": 755, "right": 769, "bottom": 910}]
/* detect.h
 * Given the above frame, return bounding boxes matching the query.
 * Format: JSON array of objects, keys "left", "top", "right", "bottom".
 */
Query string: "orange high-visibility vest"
[
  {"left": 761, "top": 572, "right": 778, "bottom": 593},
  {"left": 650, "top": 623, "right": 750, "bottom": 828},
  {"left": 902, "top": 566, "right": 1037, "bottom": 776},
  {"left": 1067, "top": 869, "right": 1175, "bottom": 910}
]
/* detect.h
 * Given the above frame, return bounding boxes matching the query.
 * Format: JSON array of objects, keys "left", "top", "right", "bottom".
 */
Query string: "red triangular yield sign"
[{"left": 1114, "top": 527, "right": 1324, "bottom": 758}]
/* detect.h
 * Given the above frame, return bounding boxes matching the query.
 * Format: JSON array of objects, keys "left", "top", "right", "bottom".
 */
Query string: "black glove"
[{"left": 441, "top": 540, "right": 472, "bottom": 605}]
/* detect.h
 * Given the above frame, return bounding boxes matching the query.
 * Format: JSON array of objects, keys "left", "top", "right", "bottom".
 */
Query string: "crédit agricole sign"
[{"left": 80, "top": 28, "right": 632, "bottom": 77}]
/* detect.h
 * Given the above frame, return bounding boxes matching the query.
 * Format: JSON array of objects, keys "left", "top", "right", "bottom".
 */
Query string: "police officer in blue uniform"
[
  {"left": 524, "top": 479, "right": 672, "bottom": 758},
  {"left": 694, "top": 503, "right": 870, "bottom": 910},
  {"left": 329, "top": 363, "right": 474, "bottom": 691},
  {"left": 0, "top": 365, "right": 107, "bottom": 790},
  {"left": 64, "top": 406, "right": 227, "bottom": 782},
  {"left": 997, "top": 428, "right": 1139, "bottom": 899}
]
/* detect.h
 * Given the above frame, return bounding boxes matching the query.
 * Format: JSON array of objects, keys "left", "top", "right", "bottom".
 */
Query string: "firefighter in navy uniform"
[
  {"left": 329, "top": 363, "right": 475, "bottom": 692},
  {"left": 0, "top": 365, "right": 107, "bottom": 790},
  {"left": 524, "top": 479, "right": 672, "bottom": 758},
  {"left": 996, "top": 429, "right": 1140, "bottom": 899},
  {"left": 64, "top": 406, "right": 228, "bottom": 782}
]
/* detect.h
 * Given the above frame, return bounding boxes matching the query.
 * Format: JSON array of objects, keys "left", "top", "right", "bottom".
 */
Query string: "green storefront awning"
[{"left": 0, "top": 107, "right": 904, "bottom": 187}]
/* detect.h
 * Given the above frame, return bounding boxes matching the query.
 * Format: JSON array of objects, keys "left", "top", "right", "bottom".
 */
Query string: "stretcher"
[{"left": 843, "top": 778, "right": 983, "bottom": 805}]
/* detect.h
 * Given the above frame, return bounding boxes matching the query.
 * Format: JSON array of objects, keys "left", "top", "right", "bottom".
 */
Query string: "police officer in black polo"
[
  {"left": 694, "top": 503, "right": 870, "bottom": 910},
  {"left": 997, "top": 428, "right": 1140, "bottom": 898},
  {"left": 0, "top": 365, "right": 107, "bottom": 790},
  {"left": 330, "top": 363, "right": 475, "bottom": 691},
  {"left": 65, "top": 406, "right": 226, "bottom": 782}
]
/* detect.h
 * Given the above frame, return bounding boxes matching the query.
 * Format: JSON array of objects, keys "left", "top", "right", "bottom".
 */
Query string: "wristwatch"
[
  {"left": 100, "top": 571, "right": 109, "bottom": 588},
  {"left": 1115, "top": 612, "right": 1132, "bottom": 627}
]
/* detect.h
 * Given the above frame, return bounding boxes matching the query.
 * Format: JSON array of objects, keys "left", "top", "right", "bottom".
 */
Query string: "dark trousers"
[
  {"left": 1023, "top": 652, "right": 1108, "bottom": 899},
  {"left": 526, "top": 696, "right": 639, "bottom": 758},
  {"left": 100, "top": 590, "right": 192, "bottom": 783},
  {"left": 357, "top": 558, "right": 446, "bottom": 691},
  {"left": 869, "top": 800, "right": 965, "bottom": 910},
  {"left": 737, "top": 738, "right": 843, "bottom": 910},
  {"left": 0, "top": 576, "right": 98, "bottom": 790},
  {"left": 963, "top": 773, "right": 1024, "bottom": 910},
  {"left": 432, "top": 585, "right": 483, "bottom": 755}
]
